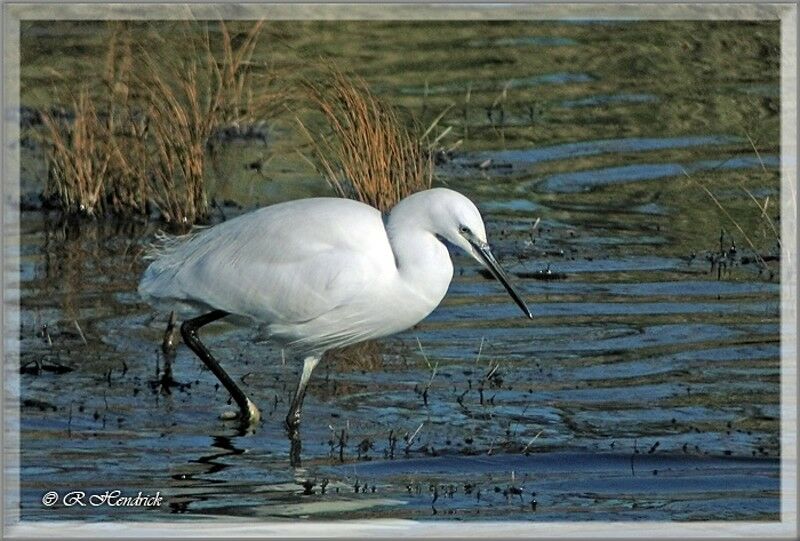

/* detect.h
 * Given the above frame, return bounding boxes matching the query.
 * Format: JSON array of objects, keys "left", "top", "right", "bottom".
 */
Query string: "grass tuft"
[
  {"left": 131, "top": 20, "right": 271, "bottom": 226},
  {"left": 298, "top": 63, "right": 432, "bottom": 212},
  {"left": 39, "top": 20, "right": 283, "bottom": 228},
  {"left": 41, "top": 89, "right": 111, "bottom": 216}
]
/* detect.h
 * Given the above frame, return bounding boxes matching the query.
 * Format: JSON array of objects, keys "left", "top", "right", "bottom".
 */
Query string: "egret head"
[{"left": 423, "top": 189, "right": 533, "bottom": 320}]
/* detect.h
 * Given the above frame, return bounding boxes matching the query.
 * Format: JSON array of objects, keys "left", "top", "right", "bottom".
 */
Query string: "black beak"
[{"left": 469, "top": 238, "right": 532, "bottom": 319}]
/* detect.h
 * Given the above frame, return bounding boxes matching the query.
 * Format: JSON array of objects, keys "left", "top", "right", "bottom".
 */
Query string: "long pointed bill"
[{"left": 470, "top": 239, "right": 533, "bottom": 319}]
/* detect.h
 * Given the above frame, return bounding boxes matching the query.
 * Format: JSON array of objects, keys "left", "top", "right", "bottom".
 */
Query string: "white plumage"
[{"left": 139, "top": 188, "right": 531, "bottom": 439}]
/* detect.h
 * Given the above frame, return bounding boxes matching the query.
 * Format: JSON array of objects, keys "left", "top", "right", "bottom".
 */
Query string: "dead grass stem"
[{"left": 681, "top": 166, "right": 777, "bottom": 271}]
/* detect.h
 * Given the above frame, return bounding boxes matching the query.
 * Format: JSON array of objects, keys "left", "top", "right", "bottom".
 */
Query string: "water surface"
[{"left": 17, "top": 19, "right": 781, "bottom": 522}]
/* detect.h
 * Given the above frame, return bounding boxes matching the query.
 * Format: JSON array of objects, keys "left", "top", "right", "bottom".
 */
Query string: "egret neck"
[{"left": 384, "top": 201, "right": 454, "bottom": 314}]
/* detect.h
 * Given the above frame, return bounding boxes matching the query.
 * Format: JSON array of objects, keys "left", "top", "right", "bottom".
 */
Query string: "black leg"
[
  {"left": 180, "top": 310, "right": 261, "bottom": 427},
  {"left": 154, "top": 311, "right": 180, "bottom": 394},
  {"left": 161, "top": 311, "right": 178, "bottom": 356},
  {"left": 289, "top": 430, "right": 302, "bottom": 468}
]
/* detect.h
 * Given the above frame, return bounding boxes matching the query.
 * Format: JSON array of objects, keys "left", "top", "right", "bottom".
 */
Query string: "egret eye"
[{"left": 459, "top": 225, "right": 471, "bottom": 235}]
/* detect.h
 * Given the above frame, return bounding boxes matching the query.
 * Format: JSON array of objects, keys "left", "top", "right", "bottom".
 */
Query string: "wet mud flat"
[{"left": 16, "top": 19, "right": 781, "bottom": 522}]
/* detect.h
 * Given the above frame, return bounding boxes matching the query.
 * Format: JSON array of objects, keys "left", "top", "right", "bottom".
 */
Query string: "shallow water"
[{"left": 16, "top": 20, "right": 781, "bottom": 522}]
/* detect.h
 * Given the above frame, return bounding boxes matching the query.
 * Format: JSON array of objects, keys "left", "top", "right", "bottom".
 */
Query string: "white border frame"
[{"left": 2, "top": 2, "right": 797, "bottom": 539}]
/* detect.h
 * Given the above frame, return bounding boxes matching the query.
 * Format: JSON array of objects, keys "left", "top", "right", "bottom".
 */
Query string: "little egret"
[{"left": 139, "top": 188, "right": 531, "bottom": 439}]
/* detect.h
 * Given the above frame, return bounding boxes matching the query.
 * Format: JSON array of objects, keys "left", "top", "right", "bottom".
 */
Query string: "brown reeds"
[
  {"left": 131, "top": 20, "right": 269, "bottom": 226},
  {"left": 41, "top": 24, "right": 150, "bottom": 219},
  {"left": 298, "top": 65, "right": 432, "bottom": 212},
  {"left": 101, "top": 23, "right": 149, "bottom": 217},
  {"left": 41, "top": 89, "right": 111, "bottom": 216},
  {"left": 40, "top": 20, "right": 282, "bottom": 227},
  {"left": 137, "top": 50, "right": 216, "bottom": 225}
]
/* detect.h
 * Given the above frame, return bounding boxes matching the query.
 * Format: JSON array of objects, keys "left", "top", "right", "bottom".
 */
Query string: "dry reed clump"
[
  {"left": 135, "top": 20, "right": 268, "bottom": 226},
  {"left": 40, "top": 20, "right": 282, "bottom": 227},
  {"left": 297, "top": 65, "right": 434, "bottom": 364},
  {"left": 41, "top": 90, "right": 112, "bottom": 217},
  {"left": 298, "top": 65, "right": 432, "bottom": 212},
  {"left": 100, "top": 23, "right": 149, "bottom": 217},
  {"left": 41, "top": 21, "right": 144, "bottom": 217}
]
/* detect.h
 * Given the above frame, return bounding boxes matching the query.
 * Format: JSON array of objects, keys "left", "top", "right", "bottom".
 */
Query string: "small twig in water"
[
  {"left": 67, "top": 402, "right": 73, "bottom": 437},
  {"left": 416, "top": 338, "right": 438, "bottom": 407},
  {"left": 41, "top": 324, "right": 52, "bottom": 347},
  {"left": 745, "top": 131, "right": 767, "bottom": 173},
  {"left": 73, "top": 320, "right": 88, "bottom": 345},
  {"left": 477, "top": 337, "right": 486, "bottom": 364},
  {"left": 521, "top": 430, "right": 544, "bottom": 454},
  {"left": 404, "top": 422, "right": 425, "bottom": 454},
  {"left": 161, "top": 311, "right": 178, "bottom": 356}
]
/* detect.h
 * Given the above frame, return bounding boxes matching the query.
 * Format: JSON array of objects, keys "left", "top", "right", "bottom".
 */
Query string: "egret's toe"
[
  {"left": 220, "top": 410, "right": 239, "bottom": 421},
  {"left": 219, "top": 400, "right": 261, "bottom": 427},
  {"left": 246, "top": 399, "right": 262, "bottom": 425},
  {"left": 285, "top": 411, "right": 302, "bottom": 432}
]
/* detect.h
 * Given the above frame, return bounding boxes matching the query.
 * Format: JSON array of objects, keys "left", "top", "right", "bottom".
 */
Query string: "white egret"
[{"left": 139, "top": 188, "right": 531, "bottom": 438}]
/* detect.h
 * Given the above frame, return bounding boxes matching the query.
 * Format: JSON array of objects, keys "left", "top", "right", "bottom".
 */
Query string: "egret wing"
[{"left": 139, "top": 198, "right": 394, "bottom": 324}]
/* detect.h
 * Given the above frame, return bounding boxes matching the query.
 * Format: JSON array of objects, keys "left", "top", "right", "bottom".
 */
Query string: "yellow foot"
[
  {"left": 245, "top": 398, "right": 262, "bottom": 424},
  {"left": 219, "top": 399, "right": 261, "bottom": 427}
]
